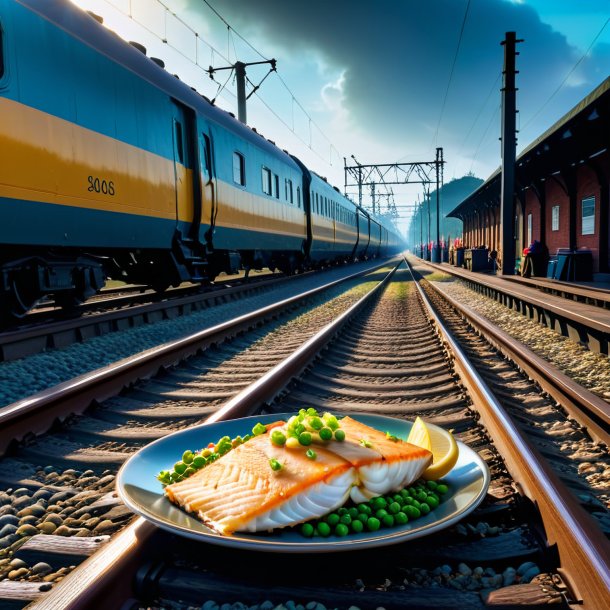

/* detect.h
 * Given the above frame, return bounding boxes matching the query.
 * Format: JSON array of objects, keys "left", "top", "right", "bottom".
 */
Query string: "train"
[{"left": 0, "top": 0, "right": 403, "bottom": 317}]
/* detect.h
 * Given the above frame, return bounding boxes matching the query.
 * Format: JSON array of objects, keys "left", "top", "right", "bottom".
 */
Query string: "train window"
[
  {"left": 315, "top": 193, "right": 319, "bottom": 213},
  {"left": 174, "top": 120, "right": 184, "bottom": 163},
  {"left": 262, "top": 167, "right": 272, "bottom": 195},
  {"left": 274, "top": 174, "right": 280, "bottom": 199},
  {"left": 297, "top": 187, "right": 301, "bottom": 208},
  {"left": 287, "top": 179, "right": 293, "bottom": 204},
  {"left": 201, "top": 133, "right": 211, "bottom": 177},
  {"left": 233, "top": 152, "right": 245, "bottom": 186}
]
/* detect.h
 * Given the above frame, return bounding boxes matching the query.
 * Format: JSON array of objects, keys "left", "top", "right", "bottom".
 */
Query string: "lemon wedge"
[{"left": 407, "top": 417, "right": 459, "bottom": 480}]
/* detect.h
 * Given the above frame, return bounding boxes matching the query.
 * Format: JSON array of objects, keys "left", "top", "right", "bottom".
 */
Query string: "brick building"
[{"left": 449, "top": 76, "right": 609, "bottom": 276}]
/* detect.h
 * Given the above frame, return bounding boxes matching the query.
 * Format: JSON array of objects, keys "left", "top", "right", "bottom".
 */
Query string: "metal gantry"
[{"left": 344, "top": 150, "right": 445, "bottom": 260}]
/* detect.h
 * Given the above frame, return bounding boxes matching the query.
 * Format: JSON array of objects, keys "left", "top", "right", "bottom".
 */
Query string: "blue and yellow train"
[{"left": 0, "top": 0, "right": 403, "bottom": 315}]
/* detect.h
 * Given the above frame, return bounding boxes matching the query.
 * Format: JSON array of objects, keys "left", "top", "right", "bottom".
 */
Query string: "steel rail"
[
  {"left": 25, "top": 261, "right": 400, "bottom": 610},
  {"left": 0, "top": 258, "right": 396, "bottom": 455},
  {"left": 408, "top": 258, "right": 610, "bottom": 609},
  {"left": 420, "top": 273, "right": 610, "bottom": 443},
  {"left": 419, "top": 259, "right": 610, "bottom": 335},
  {"left": 0, "top": 270, "right": 302, "bottom": 361}
]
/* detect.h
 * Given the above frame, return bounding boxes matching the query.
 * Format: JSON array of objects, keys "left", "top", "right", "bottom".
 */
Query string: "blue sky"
[{"left": 71, "top": 0, "right": 609, "bottom": 233}]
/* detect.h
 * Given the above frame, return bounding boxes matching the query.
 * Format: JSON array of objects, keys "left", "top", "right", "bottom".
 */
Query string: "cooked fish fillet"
[
  {"left": 336, "top": 417, "right": 433, "bottom": 503},
  {"left": 165, "top": 430, "right": 356, "bottom": 535}
]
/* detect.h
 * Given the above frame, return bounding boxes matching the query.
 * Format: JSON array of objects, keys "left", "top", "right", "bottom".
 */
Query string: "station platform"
[{"left": 410, "top": 257, "right": 610, "bottom": 353}]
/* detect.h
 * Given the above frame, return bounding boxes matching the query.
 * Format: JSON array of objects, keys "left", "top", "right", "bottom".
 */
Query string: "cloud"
[{"left": 188, "top": 0, "right": 607, "bottom": 177}]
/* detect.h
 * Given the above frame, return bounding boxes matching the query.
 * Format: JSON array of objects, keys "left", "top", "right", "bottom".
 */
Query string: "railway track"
[
  {"left": 0, "top": 259, "right": 608, "bottom": 609},
  {"left": 0, "top": 270, "right": 289, "bottom": 362}
]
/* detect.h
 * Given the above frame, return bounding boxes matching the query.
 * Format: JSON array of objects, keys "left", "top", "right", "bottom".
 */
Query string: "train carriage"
[{"left": 0, "top": 0, "right": 403, "bottom": 316}]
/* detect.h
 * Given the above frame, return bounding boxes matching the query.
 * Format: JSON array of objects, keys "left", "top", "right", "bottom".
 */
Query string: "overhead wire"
[
  {"left": 432, "top": 0, "right": 471, "bottom": 148},
  {"left": 199, "top": 0, "right": 347, "bottom": 166}
]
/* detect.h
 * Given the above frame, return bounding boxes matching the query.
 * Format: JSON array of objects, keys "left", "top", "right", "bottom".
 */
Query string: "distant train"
[{"left": 0, "top": 0, "right": 403, "bottom": 316}]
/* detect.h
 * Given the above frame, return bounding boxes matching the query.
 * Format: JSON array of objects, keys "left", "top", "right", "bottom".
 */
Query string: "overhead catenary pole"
[
  {"left": 499, "top": 31, "right": 522, "bottom": 275},
  {"left": 208, "top": 58, "right": 276, "bottom": 125},
  {"left": 235, "top": 61, "right": 247, "bottom": 124},
  {"left": 433, "top": 147, "right": 444, "bottom": 262}
]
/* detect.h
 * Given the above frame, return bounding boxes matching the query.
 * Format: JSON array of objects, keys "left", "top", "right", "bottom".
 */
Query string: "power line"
[
  {"left": 432, "top": 0, "right": 471, "bottom": 147},
  {"left": 521, "top": 15, "right": 610, "bottom": 133},
  {"left": 200, "top": 0, "right": 345, "bottom": 164}
]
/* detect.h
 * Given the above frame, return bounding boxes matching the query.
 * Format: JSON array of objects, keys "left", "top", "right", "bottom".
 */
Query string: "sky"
[{"left": 69, "top": 0, "right": 610, "bottom": 235}]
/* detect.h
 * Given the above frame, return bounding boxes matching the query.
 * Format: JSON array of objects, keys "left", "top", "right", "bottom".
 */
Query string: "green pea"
[
  {"left": 426, "top": 495, "right": 439, "bottom": 509},
  {"left": 337, "top": 507, "right": 348, "bottom": 516},
  {"left": 325, "top": 513, "right": 340, "bottom": 527},
  {"left": 393, "top": 494, "right": 404, "bottom": 504},
  {"left": 426, "top": 480, "right": 438, "bottom": 491},
  {"left": 232, "top": 436, "right": 243, "bottom": 447},
  {"left": 174, "top": 461, "right": 187, "bottom": 474},
  {"left": 309, "top": 416, "right": 323, "bottom": 430},
  {"left": 404, "top": 505, "right": 421, "bottom": 519},
  {"left": 269, "top": 458, "right": 282, "bottom": 471},
  {"left": 375, "top": 509, "right": 388, "bottom": 520},
  {"left": 319, "top": 427, "right": 332, "bottom": 441},
  {"left": 306, "top": 449, "right": 317, "bottom": 460},
  {"left": 184, "top": 467, "right": 196, "bottom": 477},
  {"left": 402, "top": 496, "right": 414, "bottom": 505},
  {"left": 334, "top": 429, "right": 346, "bottom": 442},
  {"left": 420, "top": 502, "right": 430, "bottom": 515},
  {"left": 358, "top": 503, "right": 372, "bottom": 515},
  {"left": 357, "top": 513, "right": 369, "bottom": 523},
  {"left": 351, "top": 519, "right": 364, "bottom": 533},
  {"left": 243, "top": 434, "right": 252, "bottom": 442},
  {"left": 317, "top": 522, "right": 331, "bottom": 537},
  {"left": 192, "top": 456, "right": 206, "bottom": 468},
  {"left": 412, "top": 499, "right": 421, "bottom": 509},
  {"left": 298, "top": 431, "right": 312, "bottom": 446},
  {"left": 271, "top": 430, "right": 286, "bottom": 446},
  {"left": 339, "top": 514, "right": 352, "bottom": 526},
  {"left": 300, "top": 523, "right": 314, "bottom": 537},
  {"left": 347, "top": 507, "right": 359, "bottom": 519},
  {"left": 371, "top": 497, "right": 387, "bottom": 510},
  {"left": 252, "top": 423, "right": 267, "bottom": 436},
  {"left": 388, "top": 502, "right": 401, "bottom": 514},
  {"left": 416, "top": 491, "right": 428, "bottom": 503},
  {"left": 323, "top": 413, "right": 339, "bottom": 430},
  {"left": 306, "top": 407, "right": 317, "bottom": 416},
  {"left": 335, "top": 523, "right": 349, "bottom": 537},
  {"left": 170, "top": 472, "right": 183, "bottom": 483},
  {"left": 182, "top": 451, "right": 194, "bottom": 464},
  {"left": 294, "top": 424, "right": 306, "bottom": 436},
  {"left": 400, "top": 489, "right": 411, "bottom": 499},
  {"left": 436, "top": 484, "right": 449, "bottom": 495},
  {"left": 395, "top": 512, "right": 408, "bottom": 525},
  {"left": 366, "top": 517, "right": 381, "bottom": 532},
  {"left": 382, "top": 514, "right": 395, "bottom": 528}
]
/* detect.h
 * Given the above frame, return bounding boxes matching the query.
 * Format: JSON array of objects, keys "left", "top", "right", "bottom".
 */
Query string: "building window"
[
  {"left": 233, "top": 152, "right": 245, "bottom": 186},
  {"left": 551, "top": 205, "right": 560, "bottom": 231},
  {"left": 262, "top": 167, "right": 272, "bottom": 195},
  {"left": 581, "top": 196, "right": 595, "bottom": 235},
  {"left": 527, "top": 213, "right": 532, "bottom": 246}
]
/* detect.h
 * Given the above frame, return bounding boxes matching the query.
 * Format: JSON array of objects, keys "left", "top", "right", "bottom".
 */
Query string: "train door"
[
  {"left": 198, "top": 123, "right": 216, "bottom": 246},
  {"left": 170, "top": 102, "right": 194, "bottom": 228}
]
